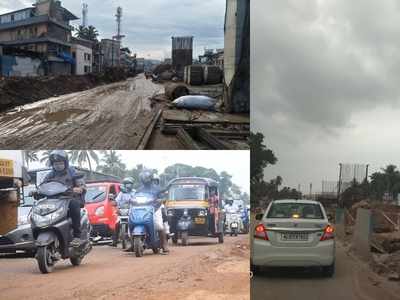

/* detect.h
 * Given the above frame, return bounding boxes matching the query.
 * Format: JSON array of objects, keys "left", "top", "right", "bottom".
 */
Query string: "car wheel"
[
  {"left": 250, "top": 263, "right": 260, "bottom": 276},
  {"left": 322, "top": 262, "right": 335, "bottom": 277}
]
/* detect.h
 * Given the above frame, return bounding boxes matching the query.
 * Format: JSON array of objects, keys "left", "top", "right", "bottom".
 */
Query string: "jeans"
[{"left": 69, "top": 200, "right": 81, "bottom": 238}]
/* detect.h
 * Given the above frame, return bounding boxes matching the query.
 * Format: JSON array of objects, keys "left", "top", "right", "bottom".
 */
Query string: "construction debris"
[
  {"left": 164, "top": 83, "right": 189, "bottom": 100},
  {"left": 0, "top": 67, "right": 129, "bottom": 112}
]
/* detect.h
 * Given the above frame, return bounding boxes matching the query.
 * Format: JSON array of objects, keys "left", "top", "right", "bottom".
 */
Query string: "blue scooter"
[{"left": 128, "top": 192, "right": 161, "bottom": 257}]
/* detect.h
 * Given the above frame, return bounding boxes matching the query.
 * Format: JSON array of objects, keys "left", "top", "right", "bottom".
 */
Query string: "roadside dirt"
[
  {"left": 0, "top": 74, "right": 163, "bottom": 149},
  {"left": 0, "top": 235, "right": 249, "bottom": 300}
]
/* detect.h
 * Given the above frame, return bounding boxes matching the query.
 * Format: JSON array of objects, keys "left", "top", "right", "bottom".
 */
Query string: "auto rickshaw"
[{"left": 165, "top": 177, "right": 224, "bottom": 246}]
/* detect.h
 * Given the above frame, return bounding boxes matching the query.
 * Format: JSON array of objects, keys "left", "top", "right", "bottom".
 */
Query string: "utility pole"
[
  {"left": 309, "top": 183, "right": 312, "bottom": 199},
  {"left": 337, "top": 163, "right": 343, "bottom": 207}
]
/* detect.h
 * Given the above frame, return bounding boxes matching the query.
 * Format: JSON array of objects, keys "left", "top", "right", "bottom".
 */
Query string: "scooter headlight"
[
  {"left": 167, "top": 209, "right": 174, "bottom": 216},
  {"left": 33, "top": 201, "right": 60, "bottom": 216},
  {"left": 32, "top": 206, "right": 65, "bottom": 227},
  {"left": 183, "top": 209, "right": 189, "bottom": 217}
]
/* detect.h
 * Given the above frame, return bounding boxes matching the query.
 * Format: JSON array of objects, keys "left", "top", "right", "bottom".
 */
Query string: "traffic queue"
[{"left": 0, "top": 150, "right": 249, "bottom": 274}]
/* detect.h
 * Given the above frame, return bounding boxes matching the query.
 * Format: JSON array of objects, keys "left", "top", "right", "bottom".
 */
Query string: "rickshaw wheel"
[{"left": 181, "top": 232, "right": 189, "bottom": 246}]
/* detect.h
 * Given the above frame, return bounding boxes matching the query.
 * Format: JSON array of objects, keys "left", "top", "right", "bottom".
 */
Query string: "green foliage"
[
  {"left": 369, "top": 165, "right": 400, "bottom": 200},
  {"left": 75, "top": 25, "right": 99, "bottom": 42},
  {"left": 96, "top": 150, "right": 126, "bottom": 179},
  {"left": 69, "top": 150, "right": 99, "bottom": 172}
]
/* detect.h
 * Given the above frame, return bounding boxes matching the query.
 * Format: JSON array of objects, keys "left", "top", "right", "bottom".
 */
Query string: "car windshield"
[
  {"left": 38, "top": 181, "right": 68, "bottom": 196},
  {"left": 267, "top": 202, "right": 324, "bottom": 219},
  {"left": 169, "top": 184, "right": 206, "bottom": 201},
  {"left": 85, "top": 185, "right": 107, "bottom": 203}
]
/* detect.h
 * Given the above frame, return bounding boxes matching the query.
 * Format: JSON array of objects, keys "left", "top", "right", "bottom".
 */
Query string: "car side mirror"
[
  {"left": 327, "top": 214, "right": 333, "bottom": 222},
  {"left": 255, "top": 213, "right": 263, "bottom": 221}
]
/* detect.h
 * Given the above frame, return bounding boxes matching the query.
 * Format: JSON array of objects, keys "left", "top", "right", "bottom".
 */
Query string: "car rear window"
[{"left": 267, "top": 202, "right": 324, "bottom": 219}]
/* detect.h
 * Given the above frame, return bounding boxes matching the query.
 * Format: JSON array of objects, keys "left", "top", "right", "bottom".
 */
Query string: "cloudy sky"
[
  {"left": 252, "top": 0, "right": 400, "bottom": 193},
  {"left": 0, "top": 0, "right": 225, "bottom": 60},
  {"left": 22, "top": 150, "right": 249, "bottom": 193}
]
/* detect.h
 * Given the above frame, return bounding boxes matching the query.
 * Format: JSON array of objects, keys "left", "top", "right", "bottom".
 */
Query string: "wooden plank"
[
  {"left": 137, "top": 109, "right": 162, "bottom": 150},
  {"left": 162, "top": 109, "right": 250, "bottom": 124},
  {"left": 196, "top": 128, "right": 232, "bottom": 150},
  {"left": 176, "top": 128, "right": 201, "bottom": 150}
]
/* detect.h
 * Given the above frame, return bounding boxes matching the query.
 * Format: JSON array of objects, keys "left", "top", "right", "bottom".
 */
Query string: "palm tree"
[
  {"left": 22, "top": 150, "right": 39, "bottom": 168},
  {"left": 75, "top": 25, "right": 99, "bottom": 42},
  {"left": 96, "top": 150, "right": 126, "bottom": 178},
  {"left": 69, "top": 150, "right": 99, "bottom": 172},
  {"left": 40, "top": 150, "right": 53, "bottom": 167}
]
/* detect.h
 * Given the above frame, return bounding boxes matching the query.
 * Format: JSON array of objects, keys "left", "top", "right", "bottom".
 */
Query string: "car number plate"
[
  {"left": 281, "top": 232, "right": 308, "bottom": 241},
  {"left": 0, "top": 159, "right": 13, "bottom": 177},
  {"left": 194, "top": 217, "right": 205, "bottom": 224},
  {"left": 231, "top": 223, "right": 238, "bottom": 228}
]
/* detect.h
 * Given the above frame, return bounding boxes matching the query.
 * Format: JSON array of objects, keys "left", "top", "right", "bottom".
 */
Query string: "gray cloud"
[{"left": 252, "top": 0, "right": 400, "bottom": 190}]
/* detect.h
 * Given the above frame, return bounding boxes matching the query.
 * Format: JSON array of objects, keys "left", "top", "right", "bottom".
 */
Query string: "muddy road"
[
  {"left": 0, "top": 74, "right": 163, "bottom": 149},
  {"left": 251, "top": 242, "right": 400, "bottom": 300},
  {"left": 0, "top": 235, "right": 249, "bottom": 300}
]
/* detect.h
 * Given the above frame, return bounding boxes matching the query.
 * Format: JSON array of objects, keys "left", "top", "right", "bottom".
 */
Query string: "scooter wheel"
[
  {"left": 70, "top": 257, "right": 82, "bottom": 266},
  {"left": 133, "top": 237, "right": 143, "bottom": 257},
  {"left": 152, "top": 247, "right": 160, "bottom": 254},
  {"left": 181, "top": 232, "right": 189, "bottom": 246},
  {"left": 37, "top": 246, "right": 55, "bottom": 274}
]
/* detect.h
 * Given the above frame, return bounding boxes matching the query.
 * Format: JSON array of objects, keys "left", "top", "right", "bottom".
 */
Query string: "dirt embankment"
[{"left": 0, "top": 67, "right": 130, "bottom": 112}]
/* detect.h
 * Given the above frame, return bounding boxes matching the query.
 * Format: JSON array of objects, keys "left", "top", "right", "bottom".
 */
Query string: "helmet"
[
  {"left": 139, "top": 169, "right": 153, "bottom": 185},
  {"left": 122, "top": 177, "right": 134, "bottom": 192},
  {"left": 49, "top": 150, "right": 69, "bottom": 172}
]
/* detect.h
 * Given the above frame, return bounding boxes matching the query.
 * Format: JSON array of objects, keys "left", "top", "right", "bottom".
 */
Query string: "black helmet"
[
  {"left": 49, "top": 150, "right": 69, "bottom": 164},
  {"left": 122, "top": 177, "right": 134, "bottom": 192},
  {"left": 139, "top": 169, "right": 153, "bottom": 185},
  {"left": 49, "top": 150, "right": 69, "bottom": 171}
]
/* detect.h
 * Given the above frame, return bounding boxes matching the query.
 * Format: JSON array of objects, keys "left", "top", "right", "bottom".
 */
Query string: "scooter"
[
  {"left": 118, "top": 203, "right": 130, "bottom": 250},
  {"left": 128, "top": 192, "right": 161, "bottom": 257},
  {"left": 225, "top": 212, "right": 243, "bottom": 237},
  {"left": 30, "top": 179, "right": 92, "bottom": 274}
]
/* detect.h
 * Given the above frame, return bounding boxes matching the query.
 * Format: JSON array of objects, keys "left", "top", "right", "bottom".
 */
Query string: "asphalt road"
[
  {"left": 0, "top": 235, "right": 249, "bottom": 300},
  {"left": 0, "top": 74, "right": 163, "bottom": 149},
  {"left": 251, "top": 242, "right": 400, "bottom": 300}
]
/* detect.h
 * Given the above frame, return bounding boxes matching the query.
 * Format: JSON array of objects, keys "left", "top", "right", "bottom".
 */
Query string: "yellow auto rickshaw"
[{"left": 165, "top": 177, "right": 224, "bottom": 246}]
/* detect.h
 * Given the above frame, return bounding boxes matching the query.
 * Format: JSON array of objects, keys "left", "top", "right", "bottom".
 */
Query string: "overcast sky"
[
  {"left": 0, "top": 0, "right": 225, "bottom": 60},
  {"left": 25, "top": 150, "right": 249, "bottom": 193},
  {"left": 252, "top": 0, "right": 400, "bottom": 193}
]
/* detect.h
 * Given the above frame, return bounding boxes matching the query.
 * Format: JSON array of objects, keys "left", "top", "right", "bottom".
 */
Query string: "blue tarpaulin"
[{"left": 58, "top": 52, "right": 75, "bottom": 64}]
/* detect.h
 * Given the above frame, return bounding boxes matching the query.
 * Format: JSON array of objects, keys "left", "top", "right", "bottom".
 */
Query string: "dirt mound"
[{"left": 0, "top": 67, "right": 129, "bottom": 112}]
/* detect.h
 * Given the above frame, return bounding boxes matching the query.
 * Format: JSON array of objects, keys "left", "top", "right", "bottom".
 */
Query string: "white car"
[{"left": 251, "top": 199, "right": 335, "bottom": 277}]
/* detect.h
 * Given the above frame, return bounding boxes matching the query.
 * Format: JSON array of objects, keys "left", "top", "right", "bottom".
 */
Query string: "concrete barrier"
[
  {"left": 335, "top": 208, "right": 346, "bottom": 239},
  {"left": 352, "top": 208, "right": 372, "bottom": 261}
]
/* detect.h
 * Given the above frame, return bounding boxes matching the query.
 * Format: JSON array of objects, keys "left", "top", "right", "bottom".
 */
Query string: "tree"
[
  {"left": 75, "top": 25, "right": 99, "bottom": 42},
  {"left": 250, "top": 132, "right": 278, "bottom": 208},
  {"left": 370, "top": 165, "right": 400, "bottom": 200},
  {"left": 69, "top": 150, "right": 99, "bottom": 172},
  {"left": 40, "top": 150, "right": 53, "bottom": 167},
  {"left": 250, "top": 132, "right": 277, "bottom": 184},
  {"left": 96, "top": 150, "right": 126, "bottom": 178},
  {"left": 22, "top": 150, "right": 39, "bottom": 168}
]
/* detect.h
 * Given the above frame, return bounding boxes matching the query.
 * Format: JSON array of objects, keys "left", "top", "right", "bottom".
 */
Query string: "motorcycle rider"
[
  {"left": 114, "top": 177, "right": 136, "bottom": 248},
  {"left": 42, "top": 150, "right": 86, "bottom": 247},
  {"left": 152, "top": 174, "right": 170, "bottom": 237},
  {"left": 136, "top": 170, "right": 169, "bottom": 254}
]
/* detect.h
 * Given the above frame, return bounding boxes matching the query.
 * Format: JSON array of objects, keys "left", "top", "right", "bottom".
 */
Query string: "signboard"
[{"left": 0, "top": 159, "right": 14, "bottom": 177}]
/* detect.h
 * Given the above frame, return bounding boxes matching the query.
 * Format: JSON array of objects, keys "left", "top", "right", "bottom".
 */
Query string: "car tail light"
[
  {"left": 254, "top": 224, "right": 269, "bottom": 240},
  {"left": 320, "top": 225, "right": 334, "bottom": 241}
]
